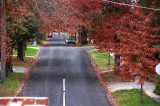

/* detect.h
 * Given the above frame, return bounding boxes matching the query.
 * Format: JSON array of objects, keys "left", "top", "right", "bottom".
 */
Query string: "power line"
[{"left": 103, "top": 0, "right": 160, "bottom": 11}]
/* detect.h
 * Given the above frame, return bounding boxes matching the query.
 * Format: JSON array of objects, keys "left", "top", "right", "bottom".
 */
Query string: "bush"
[
  {"left": 153, "top": 75, "right": 160, "bottom": 95},
  {"left": 66, "top": 33, "right": 71, "bottom": 38}
]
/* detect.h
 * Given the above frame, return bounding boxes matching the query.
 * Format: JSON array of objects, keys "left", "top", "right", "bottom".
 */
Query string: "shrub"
[{"left": 153, "top": 75, "right": 160, "bottom": 95}]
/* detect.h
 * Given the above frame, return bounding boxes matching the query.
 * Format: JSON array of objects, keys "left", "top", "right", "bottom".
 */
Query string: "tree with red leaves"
[
  {"left": 0, "top": 0, "right": 7, "bottom": 85},
  {"left": 87, "top": 1, "right": 160, "bottom": 101},
  {"left": 92, "top": 0, "right": 160, "bottom": 82},
  {"left": 0, "top": 0, "right": 159, "bottom": 91},
  {"left": 0, "top": 0, "right": 44, "bottom": 84}
]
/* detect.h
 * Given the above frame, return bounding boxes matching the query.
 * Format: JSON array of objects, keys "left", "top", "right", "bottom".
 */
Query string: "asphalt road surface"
[{"left": 18, "top": 33, "right": 114, "bottom": 106}]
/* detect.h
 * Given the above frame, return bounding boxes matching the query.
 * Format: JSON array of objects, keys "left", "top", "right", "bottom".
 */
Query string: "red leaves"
[
  {"left": 90, "top": 1, "right": 160, "bottom": 82},
  {"left": 0, "top": 0, "right": 159, "bottom": 83},
  {"left": 138, "top": 78, "right": 144, "bottom": 85}
]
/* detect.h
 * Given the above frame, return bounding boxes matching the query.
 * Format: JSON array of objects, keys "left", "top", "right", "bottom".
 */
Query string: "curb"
[
  {"left": 14, "top": 39, "right": 48, "bottom": 97},
  {"left": 87, "top": 50, "right": 119, "bottom": 106}
]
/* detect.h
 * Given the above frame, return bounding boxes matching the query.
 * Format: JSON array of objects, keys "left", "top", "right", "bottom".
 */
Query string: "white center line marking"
[
  {"left": 63, "top": 79, "right": 65, "bottom": 92},
  {"left": 63, "top": 79, "right": 65, "bottom": 106}
]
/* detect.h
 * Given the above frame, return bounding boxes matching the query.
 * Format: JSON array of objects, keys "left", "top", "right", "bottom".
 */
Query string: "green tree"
[{"left": 7, "top": 14, "right": 41, "bottom": 60}]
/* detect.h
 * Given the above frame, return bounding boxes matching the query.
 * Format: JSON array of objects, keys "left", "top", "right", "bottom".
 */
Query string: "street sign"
[{"left": 155, "top": 63, "right": 160, "bottom": 75}]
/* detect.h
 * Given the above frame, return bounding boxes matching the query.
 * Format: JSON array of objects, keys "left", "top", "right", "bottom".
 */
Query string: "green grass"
[
  {"left": 0, "top": 73, "right": 24, "bottom": 96},
  {"left": 14, "top": 47, "right": 38, "bottom": 56},
  {"left": 90, "top": 49, "right": 114, "bottom": 69},
  {"left": 25, "top": 48, "right": 38, "bottom": 56},
  {"left": 27, "top": 44, "right": 40, "bottom": 47},
  {"left": 113, "top": 89, "right": 160, "bottom": 106},
  {"left": 65, "top": 33, "right": 71, "bottom": 38}
]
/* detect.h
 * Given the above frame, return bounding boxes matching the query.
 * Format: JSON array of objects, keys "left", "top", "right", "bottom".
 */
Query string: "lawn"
[
  {"left": 27, "top": 44, "right": 40, "bottom": 47},
  {"left": 0, "top": 73, "right": 24, "bottom": 96},
  {"left": 13, "top": 45, "right": 39, "bottom": 56},
  {"left": 25, "top": 48, "right": 38, "bottom": 56},
  {"left": 112, "top": 89, "right": 160, "bottom": 106},
  {"left": 90, "top": 49, "right": 114, "bottom": 69},
  {"left": 12, "top": 57, "right": 35, "bottom": 67}
]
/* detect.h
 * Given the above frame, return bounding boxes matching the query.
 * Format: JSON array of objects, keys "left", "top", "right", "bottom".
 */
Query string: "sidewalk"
[
  {"left": 88, "top": 48, "right": 160, "bottom": 104},
  {"left": 13, "top": 55, "right": 35, "bottom": 58},
  {"left": 100, "top": 68, "right": 160, "bottom": 103},
  {"left": 0, "top": 66, "right": 27, "bottom": 73},
  {"left": 107, "top": 81, "right": 160, "bottom": 103},
  {"left": 13, "top": 66, "right": 27, "bottom": 73},
  {"left": 28, "top": 47, "right": 40, "bottom": 49},
  {"left": 11, "top": 46, "right": 40, "bottom": 73}
]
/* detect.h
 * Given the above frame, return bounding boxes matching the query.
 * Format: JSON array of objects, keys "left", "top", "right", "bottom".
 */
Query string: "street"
[{"left": 18, "top": 33, "right": 114, "bottom": 106}]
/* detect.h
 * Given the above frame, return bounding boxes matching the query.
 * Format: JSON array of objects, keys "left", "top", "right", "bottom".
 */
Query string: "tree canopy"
[{"left": 0, "top": 0, "right": 160, "bottom": 83}]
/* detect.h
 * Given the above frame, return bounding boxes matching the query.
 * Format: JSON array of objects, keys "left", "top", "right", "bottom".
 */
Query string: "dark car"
[
  {"left": 66, "top": 37, "right": 76, "bottom": 44},
  {"left": 48, "top": 34, "right": 52, "bottom": 38}
]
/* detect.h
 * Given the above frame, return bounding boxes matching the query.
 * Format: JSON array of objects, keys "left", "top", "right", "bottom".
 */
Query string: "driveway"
[{"left": 18, "top": 32, "right": 114, "bottom": 106}]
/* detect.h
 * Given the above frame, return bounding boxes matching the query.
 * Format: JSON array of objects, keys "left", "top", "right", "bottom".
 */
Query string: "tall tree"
[
  {"left": 0, "top": 0, "right": 6, "bottom": 85},
  {"left": 0, "top": 0, "right": 43, "bottom": 84}
]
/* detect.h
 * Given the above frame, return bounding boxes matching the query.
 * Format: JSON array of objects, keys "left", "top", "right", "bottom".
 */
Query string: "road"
[{"left": 18, "top": 33, "right": 114, "bottom": 106}]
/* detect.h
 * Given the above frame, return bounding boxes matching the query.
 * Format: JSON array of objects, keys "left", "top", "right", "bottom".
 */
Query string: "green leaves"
[
  {"left": 7, "top": 13, "right": 41, "bottom": 46},
  {"left": 135, "top": 58, "right": 140, "bottom": 62},
  {"left": 153, "top": 75, "right": 160, "bottom": 95}
]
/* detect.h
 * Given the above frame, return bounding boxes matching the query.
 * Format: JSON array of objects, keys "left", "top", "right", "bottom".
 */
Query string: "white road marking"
[
  {"left": 63, "top": 79, "right": 65, "bottom": 92},
  {"left": 63, "top": 92, "right": 65, "bottom": 106},
  {"left": 63, "top": 79, "right": 65, "bottom": 106}
]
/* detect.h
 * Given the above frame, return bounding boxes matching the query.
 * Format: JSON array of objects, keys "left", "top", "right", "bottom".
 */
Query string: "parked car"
[
  {"left": 48, "top": 34, "right": 52, "bottom": 38},
  {"left": 66, "top": 37, "right": 76, "bottom": 44}
]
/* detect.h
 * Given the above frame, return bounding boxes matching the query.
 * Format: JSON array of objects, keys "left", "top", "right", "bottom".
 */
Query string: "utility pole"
[{"left": 1, "top": 0, "right": 6, "bottom": 85}]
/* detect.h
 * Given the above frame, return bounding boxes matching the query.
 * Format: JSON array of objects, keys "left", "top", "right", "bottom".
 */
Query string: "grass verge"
[
  {"left": 27, "top": 44, "right": 40, "bottom": 47},
  {"left": 14, "top": 47, "right": 38, "bottom": 56},
  {"left": 112, "top": 89, "right": 160, "bottom": 106},
  {"left": 13, "top": 40, "right": 46, "bottom": 56},
  {"left": 12, "top": 57, "right": 35, "bottom": 67},
  {"left": 89, "top": 49, "right": 114, "bottom": 69},
  {"left": 25, "top": 48, "right": 38, "bottom": 56},
  {"left": 0, "top": 73, "right": 24, "bottom": 96}
]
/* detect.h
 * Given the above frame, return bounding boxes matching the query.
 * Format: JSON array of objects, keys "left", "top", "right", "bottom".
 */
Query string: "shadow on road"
[
  {"left": 47, "top": 39, "right": 65, "bottom": 42},
  {"left": 44, "top": 44, "right": 71, "bottom": 47}
]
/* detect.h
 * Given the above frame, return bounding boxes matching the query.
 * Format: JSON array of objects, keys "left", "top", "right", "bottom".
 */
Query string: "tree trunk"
[
  {"left": 78, "top": 29, "right": 81, "bottom": 43},
  {"left": 81, "top": 27, "right": 88, "bottom": 45},
  {"left": 75, "top": 33, "right": 77, "bottom": 42},
  {"left": 115, "top": 55, "right": 120, "bottom": 66},
  {"left": 114, "top": 34, "right": 120, "bottom": 67},
  {"left": 1, "top": 0, "right": 6, "bottom": 85},
  {"left": 17, "top": 42, "right": 25, "bottom": 61},
  {"left": 141, "top": 84, "right": 143, "bottom": 102},
  {"left": 5, "top": 61, "right": 13, "bottom": 76},
  {"left": 114, "top": 55, "right": 120, "bottom": 75}
]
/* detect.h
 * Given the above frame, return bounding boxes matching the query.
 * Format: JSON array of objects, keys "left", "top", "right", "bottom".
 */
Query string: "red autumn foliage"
[
  {"left": 90, "top": 2, "right": 160, "bottom": 82},
  {"left": 0, "top": 0, "right": 160, "bottom": 83}
]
